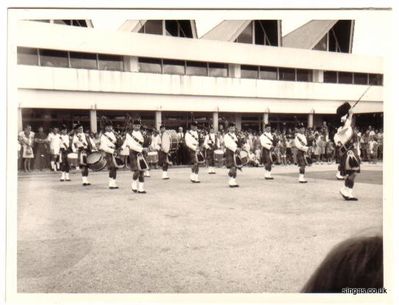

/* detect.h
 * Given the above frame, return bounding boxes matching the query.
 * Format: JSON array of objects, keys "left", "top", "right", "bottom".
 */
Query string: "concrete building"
[{"left": 15, "top": 19, "right": 383, "bottom": 133}]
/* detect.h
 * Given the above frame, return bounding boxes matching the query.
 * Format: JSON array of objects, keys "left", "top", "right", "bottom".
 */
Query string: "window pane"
[
  {"left": 353, "top": 73, "right": 368, "bottom": 85},
  {"left": 208, "top": 63, "right": 228, "bottom": 77},
  {"left": 98, "top": 54, "right": 123, "bottom": 71},
  {"left": 369, "top": 74, "right": 383, "bottom": 86},
  {"left": 17, "top": 47, "right": 38, "bottom": 65},
  {"left": 165, "top": 20, "right": 178, "bottom": 37},
  {"left": 296, "top": 69, "right": 312, "bottom": 82},
  {"left": 138, "top": 57, "right": 162, "bottom": 73},
  {"left": 241, "top": 65, "right": 258, "bottom": 79},
  {"left": 236, "top": 22, "right": 253, "bottom": 44},
  {"left": 338, "top": 72, "right": 353, "bottom": 84},
  {"left": 39, "top": 49, "right": 69, "bottom": 67},
  {"left": 144, "top": 20, "right": 163, "bottom": 35},
  {"left": 279, "top": 68, "right": 295, "bottom": 81},
  {"left": 254, "top": 21, "right": 266, "bottom": 45},
  {"left": 70, "top": 52, "right": 97, "bottom": 69},
  {"left": 259, "top": 66, "right": 277, "bottom": 80},
  {"left": 324, "top": 71, "right": 337, "bottom": 83},
  {"left": 186, "top": 61, "right": 207, "bottom": 76},
  {"left": 163, "top": 59, "right": 185, "bottom": 75}
]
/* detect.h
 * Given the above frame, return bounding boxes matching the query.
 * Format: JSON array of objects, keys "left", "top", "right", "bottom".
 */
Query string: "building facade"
[{"left": 15, "top": 19, "right": 384, "bottom": 132}]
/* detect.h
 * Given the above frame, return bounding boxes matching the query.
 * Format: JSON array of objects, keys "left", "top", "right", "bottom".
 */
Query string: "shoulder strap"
[
  {"left": 131, "top": 133, "right": 144, "bottom": 145},
  {"left": 296, "top": 134, "right": 306, "bottom": 147}
]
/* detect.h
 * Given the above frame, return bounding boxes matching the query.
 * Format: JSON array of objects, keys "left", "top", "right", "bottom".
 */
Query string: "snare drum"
[
  {"left": 214, "top": 149, "right": 224, "bottom": 163},
  {"left": 161, "top": 130, "right": 179, "bottom": 153},
  {"left": 234, "top": 150, "right": 249, "bottom": 168},
  {"left": 147, "top": 151, "right": 159, "bottom": 164},
  {"left": 86, "top": 151, "right": 107, "bottom": 171}
]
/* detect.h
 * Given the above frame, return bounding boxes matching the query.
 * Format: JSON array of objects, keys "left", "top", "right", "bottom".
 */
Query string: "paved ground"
[{"left": 17, "top": 163, "right": 383, "bottom": 293}]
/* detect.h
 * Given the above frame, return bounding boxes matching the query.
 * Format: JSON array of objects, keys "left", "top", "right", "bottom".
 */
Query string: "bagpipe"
[{"left": 233, "top": 131, "right": 249, "bottom": 169}]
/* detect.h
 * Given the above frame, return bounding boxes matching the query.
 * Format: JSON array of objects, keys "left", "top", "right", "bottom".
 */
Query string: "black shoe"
[
  {"left": 265, "top": 177, "right": 274, "bottom": 180},
  {"left": 340, "top": 191, "right": 358, "bottom": 201},
  {"left": 66, "top": 179, "right": 71, "bottom": 182},
  {"left": 229, "top": 185, "right": 239, "bottom": 188},
  {"left": 109, "top": 186, "right": 119, "bottom": 189},
  {"left": 299, "top": 181, "right": 308, "bottom": 184},
  {"left": 83, "top": 182, "right": 91, "bottom": 186},
  {"left": 132, "top": 189, "right": 137, "bottom": 193},
  {"left": 138, "top": 190, "right": 147, "bottom": 194},
  {"left": 162, "top": 177, "right": 170, "bottom": 180},
  {"left": 60, "top": 179, "right": 65, "bottom": 182}
]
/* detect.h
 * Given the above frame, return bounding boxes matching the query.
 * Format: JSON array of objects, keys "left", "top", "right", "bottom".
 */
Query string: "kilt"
[
  {"left": 129, "top": 151, "right": 141, "bottom": 171},
  {"left": 78, "top": 149, "right": 89, "bottom": 166},
  {"left": 261, "top": 148, "right": 272, "bottom": 165},
  {"left": 104, "top": 152, "right": 116, "bottom": 170},
  {"left": 206, "top": 149, "right": 215, "bottom": 166},
  {"left": 297, "top": 150, "right": 307, "bottom": 167},
  {"left": 340, "top": 148, "right": 361, "bottom": 175},
  {"left": 225, "top": 149, "right": 235, "bottom": 169},
  {"left": 189, "top": 149, "right": 198, "bottom": 165},
  {"left": 158, "top": 150, "right": 168, "bottom": 166},
  {"left": 60, "top": 148, "right": 69, "bottom": 164}
]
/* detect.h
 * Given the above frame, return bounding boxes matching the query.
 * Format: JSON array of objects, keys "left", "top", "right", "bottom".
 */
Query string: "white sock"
[
  {"left": 138, "top": 182, "right": 145, "bottom": 192},
  {"left": 65, "top": 173, "right": 70, "bottom": 180}
]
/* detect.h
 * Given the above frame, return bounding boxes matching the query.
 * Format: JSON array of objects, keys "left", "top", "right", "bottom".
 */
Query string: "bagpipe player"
[
  {"left": 223, "top": 122, "right": 240, "bottom": 188},
  {"left": 260, "top": 123, "right": 275, "bottom": 180},
  {"left": 99, "top": 117, "right": 119, "bottom": 189},
  {"left": 204, "top": 125, "right": 219, "bottom": 174},
  {"left": 334, "top": 102, "right": 361, "bottom": 201},
  {"left": 294, "top": 122, "right": 310, "bottom": 183},
  {"left": 185, "top": 121, "right": 201, "bottom": 183}
]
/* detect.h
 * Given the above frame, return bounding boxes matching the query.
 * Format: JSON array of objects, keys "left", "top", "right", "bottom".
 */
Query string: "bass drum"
[
  {"left": 86, "top": 151, "right": 107, "bottom": 171},
  {"left": 214, "top": 149, "right": 224, "bottom": 163},
  {"left": 161, "top": 130, "right": 179, "bottom": 153}
]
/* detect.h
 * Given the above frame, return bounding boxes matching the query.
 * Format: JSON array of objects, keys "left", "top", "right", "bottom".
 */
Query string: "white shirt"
[
  {"left": 123, "top": 130, "right": 144, "bottom": 153},
  {"left": 151, "top": 134, "right": 161, "bottom": 151},
  {"left": 224, "top": 132, "right": 238, "bottom": 152},
  {"left": 72, "top": 132, "right": 89, "bottom": 152},
  {"left": 204, "top": 133, "right": 218, "bottom": 150},
  {"left": 100, "top": 131, "right": 116, "bottom": 154},
  {"left": 47, "top": 132, "right": 62, "bottom": 153},
  {"left": 185, "top": 130, "right": 199, "bottom": 151},
  {"left": 260, "top": 132, "right": 273, "bottom": 150},
  {"left": 59, "top": 134, "right": 70, "bottom": 150},
  {"left": 294, "top": 133, "right": 308, "bottom": 152}
]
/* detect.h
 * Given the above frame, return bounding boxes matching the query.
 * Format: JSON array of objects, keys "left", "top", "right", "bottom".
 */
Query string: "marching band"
[{"left": 34, "top": 101, "right": 362, "bottom": 201}]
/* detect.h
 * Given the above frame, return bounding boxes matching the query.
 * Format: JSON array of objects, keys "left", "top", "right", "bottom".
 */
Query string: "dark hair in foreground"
[{"left": 302, "top": 235, "right": 383, "bottom": 293}]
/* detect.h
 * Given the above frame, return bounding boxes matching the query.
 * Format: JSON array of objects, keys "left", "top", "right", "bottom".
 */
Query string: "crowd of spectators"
[{"left": 18, "top": 122, "right": 383, "bottom": 172}]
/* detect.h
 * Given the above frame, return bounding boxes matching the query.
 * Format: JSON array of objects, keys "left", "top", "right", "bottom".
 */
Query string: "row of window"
[{"left": 17, "top": 47, "right": 383, "bottom": 85}]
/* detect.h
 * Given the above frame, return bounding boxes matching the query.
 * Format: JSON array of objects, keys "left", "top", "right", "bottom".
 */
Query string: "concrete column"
[
  {"left": 263, "top": 113, "right": 269, "bottom": 130},
  {"left": 308, "top": 112, "right": 314, "bottom": 129},
  {"left": 213, "top": 112, "right": 219, "bottom": 131},
  {"left": 235, "top": 114, "right": 242, "bottom": 131},
  {"left": 18, "top": 107, "right": 23, "bottom": 132},
  {"left": 228, "top": 64, "right": 241, "bottom": 78},
  {"left": 123, "top": 56, "right": 139, "bottom": 72},
  {"left": 90, "top": 110, "right": 97, "bottom": 133},
  {"left": 155, "top": 111, "right": 162, "bottom": 130}
]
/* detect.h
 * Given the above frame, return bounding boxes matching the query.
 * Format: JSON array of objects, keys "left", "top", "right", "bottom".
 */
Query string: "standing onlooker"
[
  {"left": 34, "top": 126, "right": 48, "bottom": 171},
  {"left": 18, "top": 125, "right": 35, "bottom": 172},
  {"left": 47, "top": 127, "right": 62, "bottom": 171},
  {"left": 376, "top": 129, "right": 383, "bottom": 160},
  {"left": 326, "top": 140, "right": 334, "bottom": 164},
  {"left": 368, "top": 136, "right": 378, "bottom": 164}
]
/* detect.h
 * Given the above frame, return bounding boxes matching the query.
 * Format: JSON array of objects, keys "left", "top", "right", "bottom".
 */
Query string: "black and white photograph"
[{"left": 4, "top": 1, "right": 398, "bottom": 304}]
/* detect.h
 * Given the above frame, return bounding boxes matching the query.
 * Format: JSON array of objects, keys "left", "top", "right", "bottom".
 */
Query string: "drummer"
[
  {"left": 72, "top": 123, "right": 91, "bottom": 186},
  {"left": 159, "top": 125, "right": 170, "bottom": 180},
  {"left": 204, "top": 125, "right": 218, "bottom": 174},
  {"left": 59, "top": 124, "right": 71, "bottom": 182},
  {"left": 123, "top": 119, "right": 147, "bottom": 194},
  {"left": 185, "top": 121, "right": 201, "bottom": 183},
  {"left": 224, "top": 122, "right": 240, "bottom": 188},
  {"left": 99, "top": 117, "right": 119, "bottom": 189}
]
